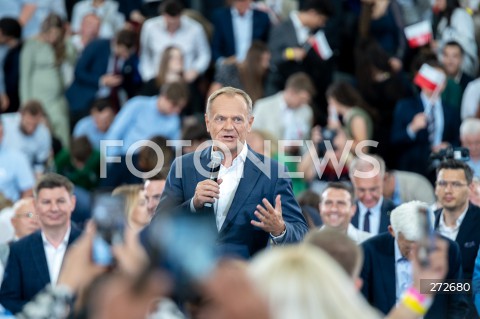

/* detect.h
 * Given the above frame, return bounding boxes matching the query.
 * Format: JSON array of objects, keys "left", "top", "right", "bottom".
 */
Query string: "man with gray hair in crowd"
[
  {"left": 360, "top": 200, "right": 468, "bottom": 318},
  {"left": 349, "top": 154, "right": 395, "bottom": 235}
]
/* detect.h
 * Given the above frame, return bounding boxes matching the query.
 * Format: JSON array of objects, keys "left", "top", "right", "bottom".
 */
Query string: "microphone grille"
[{"left": 211, "top": 151, "right": 224, "bottom": 165}]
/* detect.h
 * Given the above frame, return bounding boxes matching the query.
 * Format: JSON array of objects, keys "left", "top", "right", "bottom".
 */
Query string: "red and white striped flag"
[
  {"left": 404, "top": 21, "right": 432, "bottom": 48},
  {"left": 414, "top": 64, "right": 446, "bottom": 92},
  {"left": 308, "top": 30, "right": 333, "bottom": 60}
]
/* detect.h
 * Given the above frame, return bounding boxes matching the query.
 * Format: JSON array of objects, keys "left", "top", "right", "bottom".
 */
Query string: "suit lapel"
[
  {"left": 352, "top": 205, "right": 359, "bottom": 228},
  {"left": 455, "top": 205, "right": 477, "bottom": 248},
  {"left": 379, "top": 199, "right": 393, "bottom": 233},
  {"left": 219, "top": 150, "right": 263, "bottom": 235},
  {"left": 381, "top": 236, "right": 397, "bottom": 306},
  {"left": 30, "top": 232, "right": 51, "bottom": 284}
]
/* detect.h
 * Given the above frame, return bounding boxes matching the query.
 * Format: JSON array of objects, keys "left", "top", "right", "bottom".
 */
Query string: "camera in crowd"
[{"left": 430, "top": 146, "right": 470, "bottom": 162}]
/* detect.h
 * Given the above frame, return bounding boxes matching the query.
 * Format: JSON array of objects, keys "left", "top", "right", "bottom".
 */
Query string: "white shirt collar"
[
  {"left": 41, "top": 227, "right": 71, "bottom": 248},
  {"left": 231, "top": 6, "right": 253, "bottom": 18},
  {"left": 357, "top": 197, "right": 384, "bottom": 215},
  {"left": 439, "top": 205, "right": 468, "bottom": 231},
  {"left": 289, "top": 11, "right": 310, "bottom": 44}
]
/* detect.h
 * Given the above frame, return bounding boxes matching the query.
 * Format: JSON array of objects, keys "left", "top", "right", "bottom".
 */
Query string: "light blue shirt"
[
  {"left": 73, "top": 115, "right": 107, "bottom": 151},
  {"left": 22, "top": 0, "right": 66, "bottom": 39},
  {"left": 473, "top": 245, "right": 480, "bottom": 314},
  {"left": 104, "top": 96, "right": 181, "bottom": 155},
  {"left": 2, "top": 113, "right": 51, "bottom": 173},
  {"left": 467, "top": 159, "right": 480, "bottom": 178},
  {"left": 0, "top": 0, "right": 34, "bottom": 20},
  {"left": 231, "top": 7, "right": 253, "bottom": 62},
  {"left": 357, "top": 197, "right": 384, "bottom": 235},
  {"left": 0, "top": 144, "right": 35, "bottom": 202},
  {"left": 394, "top": 239, "right": 413, "bottom": 302}
]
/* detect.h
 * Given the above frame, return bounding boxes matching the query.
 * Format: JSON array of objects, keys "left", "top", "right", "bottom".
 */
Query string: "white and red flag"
[
  {"left": 404, "top": 21, "right": 432, "bottom": 48},
  {"left": 308, "top": 30, "right": 333, "bottom": 60},
  {"left": 414, "top": 63, "right": 446, "bottom": 92}
]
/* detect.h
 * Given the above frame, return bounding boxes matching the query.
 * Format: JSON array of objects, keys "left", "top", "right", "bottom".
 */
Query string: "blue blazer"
[
  {"left": 211, "top": 7, "right": 270, "bottom": 62},
  {"left": 153, "top": 147, "right": 308, "bottom": 259},
  {"left": 351, "top": 198, "right": 395, "bottom": 234},
  {"left": 66, "top": 39, "right": 141, "bottom": 114},
  {"left": 390, "top": 95, "right": 461, "bottom": 175},
  {"left": 0, "top": 226, "right": 81, "bottom": 314},
  {"left": 361, "top": 233, "right": 469, "bottom": 319}
]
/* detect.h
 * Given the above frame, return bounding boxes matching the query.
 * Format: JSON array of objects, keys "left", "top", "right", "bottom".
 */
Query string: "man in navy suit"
[
  {"left": 360, "top": 200, "right": 469, "bottom": 319},
  {"left": 391, "top": 60, "right": 461, "bottom": 178},
  {"left": 0, "top": 173, "right": 81, "bottom": 314},
  {"left": 154, "top": 87, "right": 308, "bottom": 258},
  {"left": 434, "top": 159, "right": 480, "bottom": 317},
  {"left": 349, "top": 155, "right": 395, "bottom": 235},
  {"left": 66, "top": 29, "right": 141, "bottom": 124},
  {"left": 211, "top": 0, "right": 270, "bottom": 65}
]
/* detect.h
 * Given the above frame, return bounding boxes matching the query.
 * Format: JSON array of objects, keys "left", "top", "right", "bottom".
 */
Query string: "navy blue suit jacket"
[
  {"left": 0, "top": 226, "right": 81, "bottom": 314},
  {"left": 66, "top": 39, "right": 141, "bottom": 114},
  {"left": 391, "top": 95, "right": 461, "bottom": 175},
  {"left": 153, "top": 147, "right": 308, "bottom": 259},
  {"left": 211, "top": 7, "right": 270, "bottom": 62},
  {"left": 361, "top": 233, "right": 469, "bottom": 319},
  {"left": 351, "top": 198, "right": 395, "bottom": 234}
]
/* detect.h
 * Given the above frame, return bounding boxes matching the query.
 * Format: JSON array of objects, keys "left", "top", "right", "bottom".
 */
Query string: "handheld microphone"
[{"left": 204, "top": 151, "right": 224, "bottom": 208}]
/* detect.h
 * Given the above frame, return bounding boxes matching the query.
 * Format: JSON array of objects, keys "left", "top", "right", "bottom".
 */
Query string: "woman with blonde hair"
[
  {"left": 112, "top": 184, "right": 149, "bottom": 232},
  {"left": 248, "top": 245, "right": 381, "bottom": 319}
]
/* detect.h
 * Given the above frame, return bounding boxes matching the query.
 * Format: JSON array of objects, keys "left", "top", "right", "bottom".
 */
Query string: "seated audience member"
[
  {"left": 318, "top": 182, "right": 372, "bottom": 244},
  {"left": 460, "top": 117, "right": 480, "bottom": 177},
  {"left": 211, "top": 0, "right": 270, "bottom": 65},
  {"left": 136, "top": 136, "right": 174, "bottom": 175},
  {"left": 349, "top": 155, "right": 395, "bottom": 235},
  {"left": 180, "top": 119, "right": 210, "bottom": 155},
  {"left": 144, "top": 171, "right": 167, "bottom": 217},
  {"left": 55, "top": 136, "right": 100, "bottom": 191},
  {"left": 209, "top": 41, "right": 271, "bottom": 103},
  {"left": 433, "top": 159, "right": 480, "bottom": 317},
  {"left": 112, "top": 185, "right": 149, "bottom": 232},
  {"left": 391, "top": 61, "right": 461, "bottom": 177},
  {"left": 101, "top": 82, "right": 188, "bottom": 187},
  {"left": 69, "top": 13, "right": 101, "bottom": 55},
  {"left": 297, "top": 189, "right": 322, "bottom": 229},
  {"left": 299, "top": 126, "right": 352, "bottom": 193},
  {"left": 325, "top": 81, "right": 376, "bottom": 152},
  {"left": 253, "top": 72, "right": 315, "bottom": 142},
  {"left": 383, "top": 169, "right": 436, "bottom": 206},
  {"left": 0, "top": 198, "right": 39, "bottom": 282},
  {"left": 360, "top": 200, "right": 469, "bottom": 318},
  {"left": 0, "top": 17, "right": 22, "bottom": 113},
  {"left": 139, "top": 0, "right": 210, "bottom": 84},
  {"left": 66, "top": 29, "right": 140, "bottom": 123},
  {"left": 0, "top": 173, "right": 81, "bottom": 314},
  {"left": 2, "top": 100, "right": 51, "bottom": 175},
  {"left": 139, "top": 46, "right": 185, "bottom": 97},
  {"left": 73, "top": 98, "right": 116, "bottom": 151},
  {"left": 441, "top": 41, "right": 474, "bottom": 94},
  {"left": 0, "top": 119, "right": 35, "bottom": 202},
  {"left": 71, "top": 0, "right": 125, "bottom": 39},
  {"left": 461, "top": 77, "right": 480, "bottom": 119}
]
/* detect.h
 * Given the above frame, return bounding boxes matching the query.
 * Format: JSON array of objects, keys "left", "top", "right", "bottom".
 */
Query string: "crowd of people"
[{"left": 1, "top": 0, "right": 480, "bottom": 318}]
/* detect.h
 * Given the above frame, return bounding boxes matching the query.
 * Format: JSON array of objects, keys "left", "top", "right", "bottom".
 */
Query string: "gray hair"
[
  {"left": 460, "top": 118, "right": 480, "bottom": 136},
  {"left": 205, "top": 86, "right": 253, "bottom": 117},
  {"left": 12, "top": 198, "right": 34, "bottom": 215},
  {"left": 390, "top": 200, "right": 434, "bottom": 241},
  {"left": 348, "top": 154, "right": 386, "bottom": 180}
]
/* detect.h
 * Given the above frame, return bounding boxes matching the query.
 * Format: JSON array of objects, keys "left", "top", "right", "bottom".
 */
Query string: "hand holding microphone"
[{"left": 192, "top": 151, "right": 224, "bottom": 210}]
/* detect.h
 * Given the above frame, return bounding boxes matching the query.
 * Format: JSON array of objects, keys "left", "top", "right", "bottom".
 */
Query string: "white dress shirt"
[
  {"left": 41, "top": 227, "right": 70, "bottom": 285},
  {"left": 394, "top": 239, "right": 413, "bottom": 302},
  {"left": 139, "top": 15, "right": 211, "bottom": 81},
  {"left": 438, "top": 208, "right": 468, "bottom": 241},
  {"left": 357, "top": 197, "right": 384, "bottom": 235},
  {"left": 214, "top": 145, "right": 248, "bottom": 230},
  {"left": 231, "top": 7, "right": 253, "bottom": 62},
  {"left": 347, "top": 224, "right": 373, "bottom": 244},
  {"left": 289, "top": 11, "right": 309, "bottom": 44}
]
